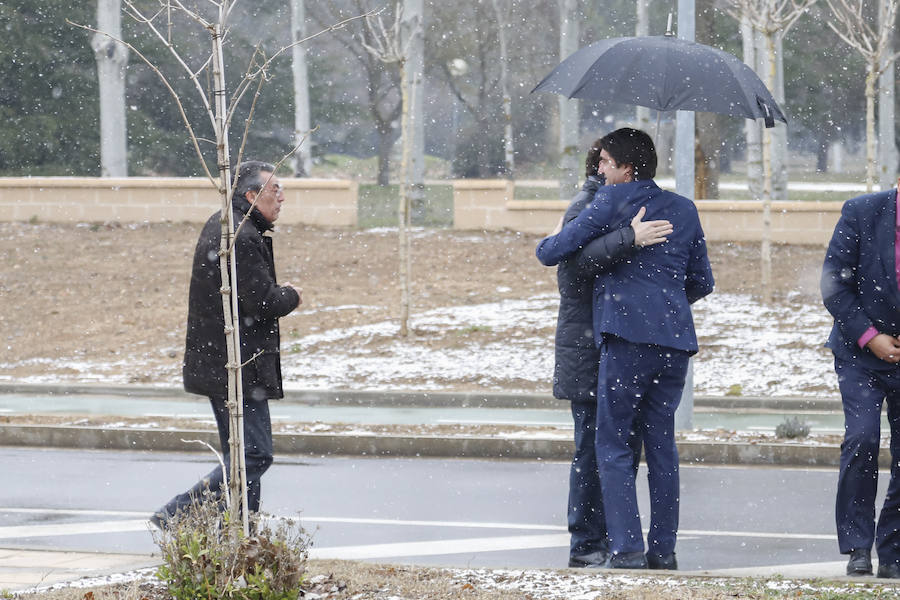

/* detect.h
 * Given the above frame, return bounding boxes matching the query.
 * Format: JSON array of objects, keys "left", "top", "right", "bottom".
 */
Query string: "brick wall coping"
[{"left": 0, "top": 177, "right": 353, "bottom": 190}]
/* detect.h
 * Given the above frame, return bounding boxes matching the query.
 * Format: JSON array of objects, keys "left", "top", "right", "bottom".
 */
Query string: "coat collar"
[
  {"left": 608, "top": 179, "right": 660, "bottom": 194},
  {"left": 232, "top": 195, "right": 274, "bottom": 232}
]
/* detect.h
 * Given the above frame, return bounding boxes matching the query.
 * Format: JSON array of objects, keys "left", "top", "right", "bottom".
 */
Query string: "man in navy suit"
[
  {"left": 822, "top": 178, "right": 900, "bottom": 579},
  {"left": 536, "top": 128, "right": 714, "bottom": 569}
]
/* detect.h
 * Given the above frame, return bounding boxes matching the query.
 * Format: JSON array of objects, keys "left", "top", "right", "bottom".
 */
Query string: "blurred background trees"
[{"left": 0, "top": 0, "right": 888, "bottom": 185}]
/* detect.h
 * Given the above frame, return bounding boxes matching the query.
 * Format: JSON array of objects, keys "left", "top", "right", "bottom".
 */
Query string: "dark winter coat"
[
  {"left": 537, "top": 179, "right": 714, "bottom": 355},
  {"left": 183, "top": 196, "right": 300, "bottom": 401},
  {"left": 823, "top": 189, "right": 900, "bottom": 371},
  {"left": 550, "top": 176, "right": 637, "bottom": 402}
]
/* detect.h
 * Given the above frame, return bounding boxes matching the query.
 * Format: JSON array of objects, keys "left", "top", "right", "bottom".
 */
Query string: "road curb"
[
  {"left": 0, "top": 382, "right": 842, "bottom": 411},
  {"left": 0, "top": 424, "right": 852, "bottom": 467}
]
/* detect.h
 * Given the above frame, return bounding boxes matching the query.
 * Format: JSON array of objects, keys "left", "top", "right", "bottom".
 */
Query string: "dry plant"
[
  {"left": 721, "top": 0, "right": 816, "bottom": 303},
  {"left": 360, "top": 5, "right": 421, "bottom": 338},
  {"left": 825, "top": 0, "right": 900, "bottom": 192},
  {"left": 152, "top": 492, "right": 308, "bottom": 600},
  {"left": 69, "top": 1, "right": 371, "bottom": 534}
]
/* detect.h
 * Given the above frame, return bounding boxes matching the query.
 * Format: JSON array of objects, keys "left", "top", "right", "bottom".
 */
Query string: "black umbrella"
[{"left": 532, "top": 34, "right": 786, "bottom": 128}]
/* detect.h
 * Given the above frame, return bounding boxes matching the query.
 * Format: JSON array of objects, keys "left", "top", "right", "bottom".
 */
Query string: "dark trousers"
[
  {"left": 595, "top": 337, "right": 689, "bottom": 556},
  {"left": 835, "top": 358, "right": 900, "bottom": 563},
  {"left": 568, "top": 400, "right": 642, "bottom": 557},
  {"left": 159, "top": 394, "right": 274, "bottom": 519}
]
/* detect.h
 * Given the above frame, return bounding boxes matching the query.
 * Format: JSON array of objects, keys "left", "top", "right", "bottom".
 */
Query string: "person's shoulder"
[{"left": 844, "top": 189, "right": 893, "bottom": 212}]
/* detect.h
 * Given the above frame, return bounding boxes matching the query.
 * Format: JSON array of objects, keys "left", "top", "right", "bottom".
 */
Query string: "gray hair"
[{"left": 232, "top": 160, "right": 275, "bottom": 201}]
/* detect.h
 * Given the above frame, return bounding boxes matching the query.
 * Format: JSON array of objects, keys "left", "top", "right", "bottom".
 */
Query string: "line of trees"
[{"left": 2, "top": 0, "right": 894, "bottom": 191}]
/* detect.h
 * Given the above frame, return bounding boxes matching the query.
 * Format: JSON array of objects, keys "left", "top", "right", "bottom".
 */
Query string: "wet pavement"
[{"left": 0, "top": 390, "right": 856, "bottom": 433}]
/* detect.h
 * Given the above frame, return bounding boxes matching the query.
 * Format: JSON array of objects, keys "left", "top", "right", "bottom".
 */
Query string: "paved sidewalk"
[{"left": 0, "top": 547, "right": 159, "bottom": 592}]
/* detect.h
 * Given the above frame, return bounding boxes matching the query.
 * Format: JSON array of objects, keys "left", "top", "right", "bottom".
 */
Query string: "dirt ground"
[{"left": 0, "top": 221, "right": 825, "bottom": 385}]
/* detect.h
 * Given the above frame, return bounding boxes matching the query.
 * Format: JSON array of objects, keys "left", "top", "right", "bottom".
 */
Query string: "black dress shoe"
[
  {"left": 878, "top": 562, "right": 900, "bottom": 578},
  {"left": 846, "top": 548, "right": 873, "bottom": 576},
  {"left": 568, "top": 549, "right": 609, "bottom": 568},
  {"left": 647, "top": 552, "right": 678, "bottom": 570},
  {"left": 605, "top": 551, "right": 648, "bottom": 569}
]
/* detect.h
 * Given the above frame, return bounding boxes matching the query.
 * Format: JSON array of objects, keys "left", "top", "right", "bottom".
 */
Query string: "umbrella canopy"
[{"left": 532, "top": 34, "right": 787, "bottom": 128}]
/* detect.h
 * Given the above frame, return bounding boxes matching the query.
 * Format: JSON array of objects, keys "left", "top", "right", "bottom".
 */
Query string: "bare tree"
[
  {"left": 308, "top": 1, "right": 402, "bottom": 186},
  {"left": 491, "top": 0, "right": 515, "bottom": 179},
  {"left": 723, "top": 0, "right": 815, "bottom": 302},
  {"left": 92, "top": 0, "right": 128, "bottom": 177},
  {"left": 827, "top": 0, "right": 900, "bottom": 192},
  {"left": 73, "top": 1, "right": 367, "bottom": 535},
  {"left": 291, "top": 0, "right": 313, "bottom": 177},
  {"left": 361, "top": 7, "right": 419, "bottom": 337}
]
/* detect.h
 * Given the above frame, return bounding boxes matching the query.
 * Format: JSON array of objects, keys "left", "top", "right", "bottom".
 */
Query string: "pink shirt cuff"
[{"left": 859, "top": 327, "right": 879, "bottom": 349}]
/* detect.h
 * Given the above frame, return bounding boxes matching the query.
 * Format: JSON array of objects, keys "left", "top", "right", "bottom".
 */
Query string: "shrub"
[
  {"left": 775, "top": 416, "right": 811, "bottom": 439},
  {"left": 153, "top": 492, "right": 308, "bottom": 600}
]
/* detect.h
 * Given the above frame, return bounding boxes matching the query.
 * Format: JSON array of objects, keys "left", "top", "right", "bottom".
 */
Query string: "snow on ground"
[
  {"left": 280, "top": 291, "right": 837, "bottom": 397},
  {"left": 1, "top": 291, "right": 838, "bottom": 398}
]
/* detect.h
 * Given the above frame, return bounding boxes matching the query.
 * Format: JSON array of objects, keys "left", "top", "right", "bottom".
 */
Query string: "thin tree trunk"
[
  {"left": 635, "top": 0, "right": 651, "bottom": 130},
  {"left": 491, "top": 0, "right": 514, "bottom": 179},
  {"left": 291, "top": 0, "right": 312, "bottom": 177},
  {"left": 376, "top": 127, "right": 392, "bottom": 185},
  {"left": 398, "top": 63, "right": 411, "bottom": 337},
  {"left": 742, "top": 13, "right": 763, "bottom": 199},
  {"left": 558, "top": 0, "right": 579, "bottom": 199},
  {"left": 402, "top": 0, "right": 425, "bottom": 222},
  {"left": 211, "top": 4, "right": 248, "bottom": 535},
  {"left": 771, "top": 33, "right": 788, "bottom": 201},
  {"left": 879, "top": 0, "right": 898, "bottom": 190},
  {"left": 760, "top": 31, "right": 777, "bottom": 304},
  {"left": 92, "top": 0, "right": 128, "bottom": 177},
  {"left": 866, "top": 68, "right": 877, "bottom": 193}
]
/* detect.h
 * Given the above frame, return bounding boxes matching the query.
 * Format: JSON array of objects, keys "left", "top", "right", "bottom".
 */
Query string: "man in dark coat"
[
  {"left": 543, "top": 140, "right": 672, "bottom": 568},
  {"left": 152, "top": 160, "right": 301, "bottom": 527},
  {"left": 537, "top": 128, "right": 713, "bottom": 570},
  {"left": 822, "top": 178, "right": 900, "bottom": 579}
]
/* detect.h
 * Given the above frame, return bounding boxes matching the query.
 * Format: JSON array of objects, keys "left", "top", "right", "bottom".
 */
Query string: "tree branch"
[{"left": 68, "top": 18, "right": 217, "bottom": 186}]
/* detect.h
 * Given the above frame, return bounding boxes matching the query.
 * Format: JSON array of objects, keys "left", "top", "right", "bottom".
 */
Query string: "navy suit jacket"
[
  {"left": 536, "top": 179, "right": 714, "bottom": 354},
  {"left": 822, "top": 189, "right": 900, "bottom": 371}
]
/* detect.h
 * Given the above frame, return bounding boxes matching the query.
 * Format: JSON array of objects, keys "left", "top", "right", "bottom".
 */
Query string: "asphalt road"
[{"left": 0, "top": 446, "right": 872, "bottom": 576}]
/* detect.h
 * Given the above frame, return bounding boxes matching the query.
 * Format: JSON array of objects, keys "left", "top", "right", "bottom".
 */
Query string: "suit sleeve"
[
  {"left": 821, "top": 201, "right": 874, "bottom": 342},
  {"left": 535, "top": 190, "right": 617, "bottom": 266},
  {"left": 235, "top": 232, "right": 300, "bottom": 320},
  {"left": 685, "top": 220, "right": 714, "bottom": 304},
  {"left": 574, "top": 226, "right": 637, "bottom": 277}
]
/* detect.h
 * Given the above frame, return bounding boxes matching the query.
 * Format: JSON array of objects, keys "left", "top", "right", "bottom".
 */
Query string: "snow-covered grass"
[
  {"left": 279, "top": 291, "right": 836, "bottom": 398},
  {"left": 0, "top": 291, "right": 837, "bottom": 400}
]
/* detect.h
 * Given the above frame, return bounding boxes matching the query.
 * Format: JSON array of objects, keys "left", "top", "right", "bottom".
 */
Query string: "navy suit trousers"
[
  {"left": 159, "top": 394, "right": 274, "bottom": 520},
  {"left": 568, "top": 400, "right": 642, "bottom": 557},
  {"left": 596, "top": 336, "right": 689, "bottom": 556},
  {"left": 835, "top": 358, "right": 900, "bottom": 563}
]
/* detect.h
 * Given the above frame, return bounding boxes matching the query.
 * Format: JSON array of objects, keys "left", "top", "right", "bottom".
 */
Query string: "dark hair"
[
  {"left": 585, "top": 138, "right": 604, "bottom": 179},
  {"left": 598, "top": 127, "right": 657, "bottom": 180},
  {"left": 232, "top": 160, "right": 275, "bottom": 201}
]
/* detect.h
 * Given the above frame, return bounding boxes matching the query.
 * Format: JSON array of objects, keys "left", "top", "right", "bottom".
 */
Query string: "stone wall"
[
  {"left": 0, "top": 177, "right": 358, "bottom": 227},
  {"left": 452, "top": 181, "right": 843, "bottom": 245},
  {"left": 0, "top": 177, "right": 844, "bottom": 244}
]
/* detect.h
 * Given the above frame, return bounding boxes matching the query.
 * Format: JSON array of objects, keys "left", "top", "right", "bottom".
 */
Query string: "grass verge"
[{"left": 11, "top": 560, "right": 900, "bottom": 600}]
